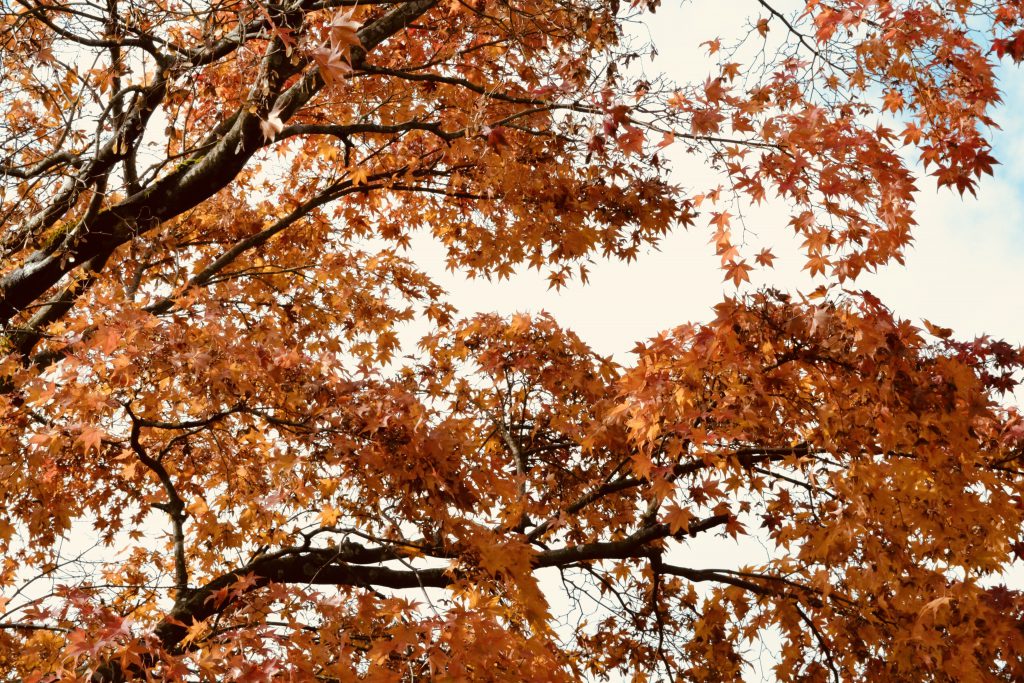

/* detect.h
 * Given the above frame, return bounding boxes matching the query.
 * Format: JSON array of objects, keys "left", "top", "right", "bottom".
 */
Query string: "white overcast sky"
[{"left": 405, "top": 0, "right": 1024, "bottom": 376}]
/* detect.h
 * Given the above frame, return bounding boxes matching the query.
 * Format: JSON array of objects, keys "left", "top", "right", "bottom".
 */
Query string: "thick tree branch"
[
  {"left": 534, "top": 514, "right": 731, "bottom": 567},
  {"left": 0, "top": 150, "right": 81, "bottom": 180},
  {"left": 7, "top": 248, "right": 114, "bottom": 357},
  {"left": 134, "top": 510, "right": 729, "bottom": 659}
]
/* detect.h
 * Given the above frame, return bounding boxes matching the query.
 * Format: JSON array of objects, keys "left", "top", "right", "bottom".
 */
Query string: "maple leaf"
[
  {"left": 205, "top": 585, "right": 232, "bottom": 609},
  {"left": 348, "top": 167, "right": 369, "bottom": 186},
  {"left": 311, "top": 9, "right": 363, "bottom": 88},
  {"left": 923, "top": 319, "right": 953, "bottom": 339},
  {"left": 709, "top": 211, "right": 732, "bottom": 230},
  {"left": 724, "top": 515, "right": 745, "bottom": 539},
  {"left": 231, "top": 572, "right": 261, "bottom": 593},
  {"left": 76, "top": 425, "right": 105, "bottom": 455},
  {"left": 804, "top": 254, "right": 831, "bottom": 277},
  {"left": 721, "top": 62, "right": 742, "bottom": 81},
  {"left": 807, "top": 305, "right": 830, "bottom": 335},
  {"left": 320, "top": 504, "right": 341, "bottom": 527},
  {"left": 754, "top": 248, "right": 776, "bottom": 267},
  {"left": 703, "top": 77, "right": 727, "bottom": 103},
  {"left": 260, "top": 107, "right": 285, "bottom": 143},
  {"left": 918, "top": 596, "right": 952, "bottom": 620},
  {"left": 664, "top": 504, "right": 693, "bottom": 533},
  {"left": 617, "top": 126, "right": 645, "bottom": 155},
  {"left": 691, "top": 108, "right": 724, "bottom": 134},
  {"left": 723, "top": 260, "right": 752, "bottom": 286},
  {"left": 311, "top": 46, "right": 353, "bottom": 87},
  {"left": 329, "top": 9, "right": 363, "bottom": 52},
  {"left": 179, "top": 617, "right": 209, "bottom": 647}
]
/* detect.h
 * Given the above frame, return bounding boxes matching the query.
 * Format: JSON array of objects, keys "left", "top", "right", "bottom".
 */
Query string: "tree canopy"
[{"left": 1, "top": 0, "right": 1023, "bottom": 679}]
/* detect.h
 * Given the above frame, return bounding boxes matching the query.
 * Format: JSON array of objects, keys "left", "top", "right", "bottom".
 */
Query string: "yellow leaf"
[{"left": 320, "top": 504, "right": 341, "bottom": 527}]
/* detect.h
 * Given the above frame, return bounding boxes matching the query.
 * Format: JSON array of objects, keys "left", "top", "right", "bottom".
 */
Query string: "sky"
[{"left": 404, "top": 0, "right": 1024, "bottom": 375}]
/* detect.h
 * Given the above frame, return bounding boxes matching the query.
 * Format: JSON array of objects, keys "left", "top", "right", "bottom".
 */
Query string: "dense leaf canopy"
[{"left": 1, "top": 0, "right": 1023, "bottom": 679}]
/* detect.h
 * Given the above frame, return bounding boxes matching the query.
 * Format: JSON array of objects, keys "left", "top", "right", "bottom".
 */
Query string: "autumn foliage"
[{"left": 1, "top": 0, "right": 1023, "bottom": 679}]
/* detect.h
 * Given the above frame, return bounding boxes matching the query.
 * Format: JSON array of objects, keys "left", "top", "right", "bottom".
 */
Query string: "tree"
[{"left": 0, "top": 0, "right": 1022, "bottom": 678}]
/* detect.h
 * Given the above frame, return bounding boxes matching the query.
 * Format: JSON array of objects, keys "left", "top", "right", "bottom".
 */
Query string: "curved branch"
[
  {"left": 0, "top": 150, "right": 81, "bottom": 180},
  {"left": 527, "top": 445, "right": 812, "bottom": 542},
  {"left": 277, "top": 120, "right": 458, "bottom": 142},
  {"left": 15, "top": 0, "right": 166, "bottom": 62},
  {"left": 124, "top": 405, "right": 190, "bottom": 595}
]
